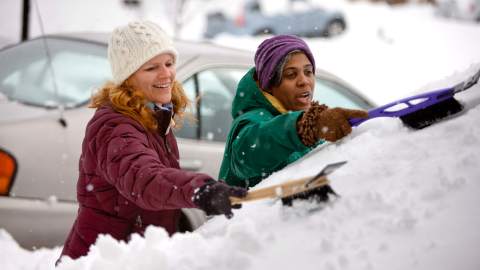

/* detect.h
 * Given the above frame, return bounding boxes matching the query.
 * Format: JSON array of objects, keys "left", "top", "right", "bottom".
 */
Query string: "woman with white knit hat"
[{"left": 57, "top": 20, "right": 246, "bottom": 263}]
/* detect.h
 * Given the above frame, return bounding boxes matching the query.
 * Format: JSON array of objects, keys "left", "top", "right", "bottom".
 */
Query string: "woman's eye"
[
  {"left": 284, "top": 72, "right": 296, "bottom": 79},
  {"left": 145, "top": 66, "right": 156, "bottom": 71}
]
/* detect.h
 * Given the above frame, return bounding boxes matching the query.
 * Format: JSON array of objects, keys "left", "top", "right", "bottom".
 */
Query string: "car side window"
[
  {"left": 176, "top": 77, "right": 198, "bottom": 140},
  {"left": 0, "top": 37, "right": 110, "bottom": 108},
  {"left": 176, "top": 68, "right": 247, "bottom": 142},
  {"left": 314, "top": 77, "right": 372, "bottom": 110}
]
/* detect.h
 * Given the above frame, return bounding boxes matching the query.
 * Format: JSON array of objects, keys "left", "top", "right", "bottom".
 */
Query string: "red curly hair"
[{"left": 90, "top": 80, "right": 190, "bottom": 131}]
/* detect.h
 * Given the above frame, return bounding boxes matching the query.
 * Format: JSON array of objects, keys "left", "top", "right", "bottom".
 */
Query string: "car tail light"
[
  {"left": 235, "top": 13, "right": 245, "bottom": 27},
  {"left": 0, "top": 149, "right": 17, "bottom": 195}
]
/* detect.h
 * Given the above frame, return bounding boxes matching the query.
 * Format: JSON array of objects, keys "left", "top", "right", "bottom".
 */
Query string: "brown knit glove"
[{"left": 297, "top": 102, "right": 368, "bottom": 145}]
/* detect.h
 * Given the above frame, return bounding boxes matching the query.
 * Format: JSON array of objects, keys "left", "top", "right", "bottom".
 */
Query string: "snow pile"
[
  {"left": 0, "top": 229, "right": 61, "bottom": 269},
  {"left": 2, "top": 65, "right": 477, "bottom": 270},
  {"left": 1, "top": 1, "right": 480, "bottom": 269},
  {"left": 57, "top": 66, "right": 480, "bottom": 270}
]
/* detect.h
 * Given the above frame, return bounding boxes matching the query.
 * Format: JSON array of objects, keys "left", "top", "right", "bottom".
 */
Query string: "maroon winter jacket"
[{"left": 59, "top": 105, "right": 211, "bottom": 260}]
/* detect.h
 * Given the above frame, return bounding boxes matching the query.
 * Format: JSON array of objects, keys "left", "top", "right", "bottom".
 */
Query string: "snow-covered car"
[
  {"left": 435, "top": 0, "right": 480, "bottom": 22},
  {"left": 56, "top": 66, "right": 480, "bottom": 270},
  {"left": 0, "top": 33, "right": 374, "bottom": 249},
  {"left": 16, "top": 65, "right": 475, "bottom": 270},
  {"left": 204, "top": 0, "right": 347, "bottom": 38}
]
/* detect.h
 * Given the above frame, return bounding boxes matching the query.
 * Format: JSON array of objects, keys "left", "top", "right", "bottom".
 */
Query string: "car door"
[
  {"left": 0, "top": 37, "right": 110, "bottom": 249},
  {"left": 176, "top": 67, "right": 248, "bottom": 178}
]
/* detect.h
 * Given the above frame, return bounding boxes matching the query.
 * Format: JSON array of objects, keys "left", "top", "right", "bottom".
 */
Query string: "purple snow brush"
[{"left": 349, "top": 68, "right": 480, "bottom": 129}]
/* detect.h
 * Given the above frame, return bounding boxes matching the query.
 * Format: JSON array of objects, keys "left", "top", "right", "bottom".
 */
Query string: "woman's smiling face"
[
  {"left": 128, "top": 53, "right": 176, "bottom": 104},
  {"left": 269, "top": 52, "right": 315, "bottom": 111}
]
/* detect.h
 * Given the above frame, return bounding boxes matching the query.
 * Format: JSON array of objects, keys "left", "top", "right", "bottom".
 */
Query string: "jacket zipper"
[
  {"left": 163, "top": 136, "right": 171, "bottom": 153},
  {"left": 135, "top": 215, "right": 143, "bottom": 229}
]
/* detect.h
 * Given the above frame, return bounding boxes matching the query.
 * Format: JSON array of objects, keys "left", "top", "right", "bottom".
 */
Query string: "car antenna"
[{"left": 32, "top": 0, "right": 67, "bottom": 128}]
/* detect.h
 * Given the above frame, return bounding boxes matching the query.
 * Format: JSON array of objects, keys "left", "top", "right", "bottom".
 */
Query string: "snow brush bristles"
[
  {"left": 349, "top": 69, "right": 480, "bottom": 129},
  {"left": 229, "top": 161, "right": 347, "bottom": 206},
  {"left": 399, "top": 97, "right": 463, "bottom": 129}
]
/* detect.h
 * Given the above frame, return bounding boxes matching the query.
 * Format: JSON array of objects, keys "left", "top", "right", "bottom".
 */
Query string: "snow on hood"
[{"left": 1, "top": 65, "right": 477, "bottom": 270}]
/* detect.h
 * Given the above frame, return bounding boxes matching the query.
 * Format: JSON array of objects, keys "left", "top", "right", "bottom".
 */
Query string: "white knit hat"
[{"left": 107, "top": 20, "right": 178, "bottom": 85}]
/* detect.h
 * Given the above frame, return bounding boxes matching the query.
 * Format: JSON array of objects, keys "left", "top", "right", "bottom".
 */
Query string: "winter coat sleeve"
[
  {"left": 93, "top": 119, "right": 210, "bottom": 211},
  {"left": 228, "top": 109, "right": 309, "bottom": 184}
]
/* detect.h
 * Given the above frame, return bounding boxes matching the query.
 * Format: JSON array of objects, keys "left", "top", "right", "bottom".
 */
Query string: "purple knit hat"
[{"left": 254, "top": 35, "right": 315, "bottom": 90}]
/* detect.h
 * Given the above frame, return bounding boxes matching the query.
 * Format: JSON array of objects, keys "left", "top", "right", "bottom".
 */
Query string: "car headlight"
[{"left": 0, "top": 148, "right": 17, "bottom": 195}]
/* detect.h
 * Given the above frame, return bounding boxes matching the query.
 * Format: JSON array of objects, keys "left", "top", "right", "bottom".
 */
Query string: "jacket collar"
[
  {"left": 148, "top": 102, "right": 175, "bottom": 135},
  {"left": 260, "top": 90, "right": 288, "bottom": 114}
]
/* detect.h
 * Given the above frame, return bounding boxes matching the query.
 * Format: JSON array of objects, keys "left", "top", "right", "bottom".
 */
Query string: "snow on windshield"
[{"left": 1, "top": 1, "right": 480, "bottom": 270}]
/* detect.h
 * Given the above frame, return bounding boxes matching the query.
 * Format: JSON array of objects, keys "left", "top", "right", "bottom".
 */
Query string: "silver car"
[
  {"left": 204, "top": 0, "right": 346, "bottom": 38},
  {"left": 435, "top": 0, "right": 480, "bottom": 22},
  {"left": 0, "top": 33, "right": 374, "bottom": 249}
]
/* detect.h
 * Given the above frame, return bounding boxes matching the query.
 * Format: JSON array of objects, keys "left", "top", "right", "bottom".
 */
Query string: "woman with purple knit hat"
[{"left": 219, "top": 35, "right": 368, "bottom": 196}]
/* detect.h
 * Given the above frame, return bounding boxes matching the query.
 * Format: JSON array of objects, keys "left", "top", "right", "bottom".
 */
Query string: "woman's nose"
[
  {"left": 157, "top": 65, "right": 172, "bottom": 78},
  {"left": 297, "top": 73, "right": 309, "bottom": 86}
]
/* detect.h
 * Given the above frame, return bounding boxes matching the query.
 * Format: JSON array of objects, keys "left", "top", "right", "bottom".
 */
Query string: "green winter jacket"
[{"left": 219, "top": 68, "right": 323, "bottom": 187}]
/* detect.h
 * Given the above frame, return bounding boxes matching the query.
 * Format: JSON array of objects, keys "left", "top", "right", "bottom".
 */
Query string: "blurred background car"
[
  {"left": 435, "top": 0, "right": 480, "bottom": 22},
  {"left": 0, "top": 33, "right": 374, "bottom": 249},
  {"left": 204, "top": 0, "right": 347, "bottom": 38}
]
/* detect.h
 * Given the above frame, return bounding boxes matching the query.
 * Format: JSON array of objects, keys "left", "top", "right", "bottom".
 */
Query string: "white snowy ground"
[{"left": 1, "top": 1, "right": 480, "bottom": 270}]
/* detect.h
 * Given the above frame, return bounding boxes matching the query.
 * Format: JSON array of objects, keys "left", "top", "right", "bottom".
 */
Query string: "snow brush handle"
[
  {"left": 229, "top": 175, "right": 330, "bottom": 205},
  {"left": 348, "top": 87, "right": 455, "bottom": 127},
  {"left": 229, "top": 161, "right": 346, "bottom": 205},
  {"left": 349, "top": 68, "right": 480, "bottom": 127}
]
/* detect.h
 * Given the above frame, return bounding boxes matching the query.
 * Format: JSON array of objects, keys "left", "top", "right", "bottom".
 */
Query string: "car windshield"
[
  {"left": 0, "top": 37, "right": 111, "bottom": 108},
  {"left": 313, "top": 77, "right": 371, "bottom": 110}
]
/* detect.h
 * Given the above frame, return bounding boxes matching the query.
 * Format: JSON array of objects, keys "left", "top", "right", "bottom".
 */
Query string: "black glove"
[
  {"left": 281, "top": 185, "right": 338, "bottom": 206},
  {"left": 193, "top": 180, "right": 248, "bottom": 219}
]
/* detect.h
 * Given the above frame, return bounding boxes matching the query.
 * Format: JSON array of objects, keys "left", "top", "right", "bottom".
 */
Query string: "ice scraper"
[{"left": 348, "top": 68, "right": 480, "bottom": 129}]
